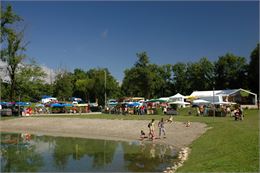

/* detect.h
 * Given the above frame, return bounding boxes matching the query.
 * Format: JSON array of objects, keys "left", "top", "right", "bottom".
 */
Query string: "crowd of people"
[
  {"left": 105, "top": 105, "right": 148, "bottom": 115},
  {"left": 193, "top": 104, "right": 244, "bottom": 119},
  {"left": 104, "top": 102, "right": 167, "bottom": 115}
]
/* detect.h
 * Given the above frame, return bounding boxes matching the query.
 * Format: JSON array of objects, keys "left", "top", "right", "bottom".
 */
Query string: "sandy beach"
[{"left": 0, "top": 117, "right": 209, "bottom": 148}]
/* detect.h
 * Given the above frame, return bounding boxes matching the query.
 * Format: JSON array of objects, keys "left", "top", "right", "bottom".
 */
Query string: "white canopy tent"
[
  {"left": 168, "top": 101, "right": 190, "bottom": 105},
  {"left": 169, "top": 93, "right": 185, "bottom": 102},
  {"left": 169, "top": 93, "right": 187, "bottom": 107},
  {"left": 189, "top": 88, "right": 257, "bottom": 106},
  {"left": 192, "top": 99, "right": 210, "bottom": 105},
  {"left": 213, "top": 101, "right": 236, "bottom": 105}
]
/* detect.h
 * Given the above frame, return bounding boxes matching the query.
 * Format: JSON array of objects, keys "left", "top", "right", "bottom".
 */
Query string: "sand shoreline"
[{"left": 0, "top": 117, "right": 209, "bottom": 148}]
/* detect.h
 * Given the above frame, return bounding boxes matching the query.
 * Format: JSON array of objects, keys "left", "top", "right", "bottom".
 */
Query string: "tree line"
[
  {"left": 0, "top": 5, "right": 259, "bottom": 105},
  {"left": 122, "top": 49, "right": 259, "bottom": 98}
]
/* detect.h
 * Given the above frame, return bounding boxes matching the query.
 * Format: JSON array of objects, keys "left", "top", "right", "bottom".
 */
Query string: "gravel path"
[{"left": 0, "top": 117, "right": 209, "bottom": 148}]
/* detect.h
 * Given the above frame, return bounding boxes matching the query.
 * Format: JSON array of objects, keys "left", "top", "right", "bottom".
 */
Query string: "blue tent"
[
  {"left": 51, "top": 103, "right": 74, "bottom": 108},
  {"left": 50, "top": 103, "right": 65, "bottom": 108},
  {"left": 127, "top": 102, "right": 141, "bottom": 107},
  {"left": 64, "top": 103, "right": 73, "bottom": 107},
  {"left": 42, "top": 95, "right": 52, "bottom": 99},
  {"left": 0, "top": 102, "right": 7, "bottom": 105},
  {"left": 16, "top": 102, "right": 31, "bottom": 106}
]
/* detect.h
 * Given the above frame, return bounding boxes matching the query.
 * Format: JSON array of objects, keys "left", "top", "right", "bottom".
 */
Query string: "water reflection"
[
  {"left": 1, "top": 133, "right": 179, "bottom": 172},
  {"left": 1, "top": 133, "right": 44, "bottom": 172}
]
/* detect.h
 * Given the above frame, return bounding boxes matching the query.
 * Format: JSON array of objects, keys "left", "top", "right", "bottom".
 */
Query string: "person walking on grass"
[{"left": 158, "top": 118, "right": 166, "bottom": 139}]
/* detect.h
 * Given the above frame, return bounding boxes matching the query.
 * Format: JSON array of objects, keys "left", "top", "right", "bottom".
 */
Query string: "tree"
[
  {"left": 121, "top": 68, "right": 140, "bottom": 97},
  {"left": 75, "top": 77, "right": 94, "bottom": 102},
  {"left": 16, "top": 60, "right": 47, "bottom": 101},
  {"left": 248, "top": 43, "right": 259, "bottom": 96},
  {"left": 86, "top": 68, "right": 120, "bottom": 105},
  {"left": 53, "top": 71, "right": 73, "bottom": 101},
  {"left": 72, "top": 68, "right": 88, "bottom": 98},
  {"left": 170, "top": 58, "right": 215, "bottom": 95},
  {"left": 1, "top": 30, "right": 26, "bottom": 101},
  {"left": 135, "top": 52, "right": 149, "bottom": 67},
  {"left": 197, "top": 57, "right": 215, "bottom": 90},
  {"left": 122, "top": 52, "right": 154, "bottom": 99},
  {"left": 214, "top": 53, "right": 248, "bottom": 90},
  {"left": 146, "top": 64, "right": 172, "bottom": 98},
  {"left": 122, "top": 52, "right": 174, "bottom": 99},
  {"left": 71, "top": 68, "right": 120, "bottom": 105},
  {"left": 0, "top": 4, "right": 21, "bottom": 43},
  {"left": 0, "top": 4, "right": 26, "bottom": 101},
  {"left": 159, "top": 64, "right": 174, "bottom": 97},
  {"left": 172, "top": 63, "right": 189, "bottom": 95}
]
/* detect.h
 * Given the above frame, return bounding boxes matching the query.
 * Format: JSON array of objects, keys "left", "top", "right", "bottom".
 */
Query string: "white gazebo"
[
  {"left": 169, "top": 93, "right": 185, "bottom": 102},
  {"left": 169, "top": 93, "right": 188, "bottom": 107}
]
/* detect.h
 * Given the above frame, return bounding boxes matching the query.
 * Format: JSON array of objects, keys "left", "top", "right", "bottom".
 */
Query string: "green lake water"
[{"left": 1, "top": 132, "right": 179, "bottom": 172}]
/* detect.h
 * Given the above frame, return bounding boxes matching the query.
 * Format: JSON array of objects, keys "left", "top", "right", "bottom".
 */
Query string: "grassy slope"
[
  {"left": 1, "top": 109, "right": 259, "bottom": 172},
  {"left": 177, "top": 109, "right": 259, "bottom": 172}
]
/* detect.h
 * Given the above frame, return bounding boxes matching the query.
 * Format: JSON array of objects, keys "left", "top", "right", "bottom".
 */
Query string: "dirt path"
[{"left": 0, "top": 117, "right": 209, "bottom": 148}]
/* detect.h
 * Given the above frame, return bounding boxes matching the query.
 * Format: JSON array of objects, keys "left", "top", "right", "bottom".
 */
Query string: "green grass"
[
  {"left": 1, "top": 109, "right": 259, "bottom": 172},
  {"left": 0, "top": 116, "right": 18, "bottom": 121},
  {"left": 177, "top": 109, "right": 259, "bottom": 172}
]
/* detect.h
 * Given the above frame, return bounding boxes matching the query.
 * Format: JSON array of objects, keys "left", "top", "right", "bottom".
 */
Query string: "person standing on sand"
[
  {"left": 148, "top": 119, "right": 155, "bottom": 140},
  {"left": 158, "top": 118, "right": 166, "bottom": 138}
]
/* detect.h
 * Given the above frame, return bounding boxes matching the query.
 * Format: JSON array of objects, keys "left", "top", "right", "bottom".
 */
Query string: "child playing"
[
  {"left": 185, "top": 121, "right": 191, "bottom": 127},
  {"left": 140, "top": 130, "right": 146, "bottom": 140},
  {"left": 148, "top": 119, "right": 155, "bottom": 140},
  {"left": 165, "top": 115, "right": 173, "bottom": 123}
]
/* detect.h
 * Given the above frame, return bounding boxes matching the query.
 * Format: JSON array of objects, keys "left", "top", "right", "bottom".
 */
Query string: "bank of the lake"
[
  {"left": 1, "top": 109, "right": 258, "bottom": 172},
  {"left": 0, "top": 117, "right": 208, "bottom": 149}
]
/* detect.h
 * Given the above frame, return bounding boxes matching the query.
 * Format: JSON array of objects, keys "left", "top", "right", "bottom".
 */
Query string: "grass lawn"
[
  {"left": 176, "top": 109, "right": 259, "bottom": 172},
  {"left": 1, "top": 109, "right": 259, "bottom": 172},
  {"left": 0, "top": 116, "right": 18, "bottom": 121}
]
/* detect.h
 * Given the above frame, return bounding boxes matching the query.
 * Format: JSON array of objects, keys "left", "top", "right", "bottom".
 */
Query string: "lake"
[{"left": 1, "top": 132, "right": 179, "bottom": 172}]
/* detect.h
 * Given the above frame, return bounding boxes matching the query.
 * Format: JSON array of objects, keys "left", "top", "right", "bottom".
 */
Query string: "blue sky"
[{"left": 4, "top": 1, "right": 259, "bottom": 82}]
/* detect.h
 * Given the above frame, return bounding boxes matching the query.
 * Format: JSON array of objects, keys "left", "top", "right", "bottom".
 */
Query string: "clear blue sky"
[{"left": 4, "top": 1, "right": 259, "bottom": 82}]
